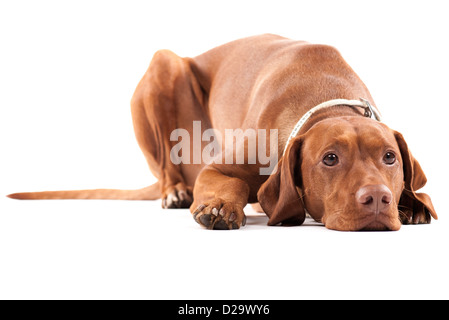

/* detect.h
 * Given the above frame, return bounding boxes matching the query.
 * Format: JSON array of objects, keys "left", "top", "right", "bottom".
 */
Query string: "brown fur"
[{"left": 8, "top": 34, "right": 437, "bottom": 231}]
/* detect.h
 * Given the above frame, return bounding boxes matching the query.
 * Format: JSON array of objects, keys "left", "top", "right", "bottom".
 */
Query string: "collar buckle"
[{"left": 359, "top": 98, "right": 381, "bottom": 121}]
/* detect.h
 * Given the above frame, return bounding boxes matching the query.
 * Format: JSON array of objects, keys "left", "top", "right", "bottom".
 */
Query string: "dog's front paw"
[
  {"left": 162, "top": 183, "right": 193, "bottom": 209},
  {"left": 192, "top": 198, "right": 247, "bottom": 230}
]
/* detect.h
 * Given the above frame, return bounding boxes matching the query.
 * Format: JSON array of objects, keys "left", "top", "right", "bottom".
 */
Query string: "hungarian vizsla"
[{"left": 9, "top": 34, "right": 437, "bottom": 231}]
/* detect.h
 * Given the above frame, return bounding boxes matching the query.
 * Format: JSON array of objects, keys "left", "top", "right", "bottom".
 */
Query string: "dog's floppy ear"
[
  {"left": 394, "top": 131, "right": 438, "bottom": 223},
  {"left": 257, "top": 136, "right": 305, "bottom": 226}
]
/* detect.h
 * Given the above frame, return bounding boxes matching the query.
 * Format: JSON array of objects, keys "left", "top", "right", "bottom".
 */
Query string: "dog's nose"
[{"left": 355, "top": 184, "right": 392, "bottom": 214}]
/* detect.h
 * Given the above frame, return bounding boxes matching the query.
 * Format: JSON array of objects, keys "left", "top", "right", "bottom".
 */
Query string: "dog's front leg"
[{"left": 191, "top": 165, "right": 254, "bottom": 230}]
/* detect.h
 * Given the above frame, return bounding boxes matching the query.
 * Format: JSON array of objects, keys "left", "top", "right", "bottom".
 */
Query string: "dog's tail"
[{"left": 7, "top": 182, "right": 161, "bottom": 200}]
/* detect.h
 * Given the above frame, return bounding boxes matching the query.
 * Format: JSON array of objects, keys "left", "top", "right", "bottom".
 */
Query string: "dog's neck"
[
  {"left": 299, "top": 105, "right": 366, "bottom": 134},
  {"left": 282, "top": 98, "right": 381, "bottom": 155}
]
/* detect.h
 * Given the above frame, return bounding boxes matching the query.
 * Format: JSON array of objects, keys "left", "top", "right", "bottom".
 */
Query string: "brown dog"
[{"left": 8, "top": 34, "right": 437, "bottom": 231}]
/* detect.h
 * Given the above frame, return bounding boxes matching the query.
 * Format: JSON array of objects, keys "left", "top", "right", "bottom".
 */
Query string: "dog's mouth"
[
  {"left": 356, "top": 212, "right": 401, "bottom": 231},
  {"left": 323, "top": 210, "right": 402, "bottom": 231},
  {"left": 360, "top": 221, "right": 390, "bottom": 231}
]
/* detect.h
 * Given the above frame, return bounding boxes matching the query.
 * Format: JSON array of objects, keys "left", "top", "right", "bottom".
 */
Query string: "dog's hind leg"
[{"left": 131, "top": 50, "right": 209, "bottom": 208}]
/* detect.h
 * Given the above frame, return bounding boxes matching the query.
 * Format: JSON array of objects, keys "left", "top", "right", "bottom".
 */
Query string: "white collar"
[{"left": 282, "top": 98, "right": 381, "bottom": 155}]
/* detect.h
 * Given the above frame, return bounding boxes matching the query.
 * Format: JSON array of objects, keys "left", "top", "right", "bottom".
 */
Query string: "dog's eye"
[
  {"left": 383, "top": 152, "right": 396, "bottom": 165},
  {"left": 323, "top": 153, "right": 339, "bottom": 166}
]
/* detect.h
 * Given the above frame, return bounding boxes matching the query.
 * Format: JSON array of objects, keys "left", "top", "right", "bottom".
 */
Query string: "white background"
[{"left": 1, "top": 0, "right": 448, "bottom": 299}]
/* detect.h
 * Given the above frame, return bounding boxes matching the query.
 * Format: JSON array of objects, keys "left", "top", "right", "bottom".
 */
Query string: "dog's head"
[{"left": 257, "top": 117, "right": 437, "bottom": 231}]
